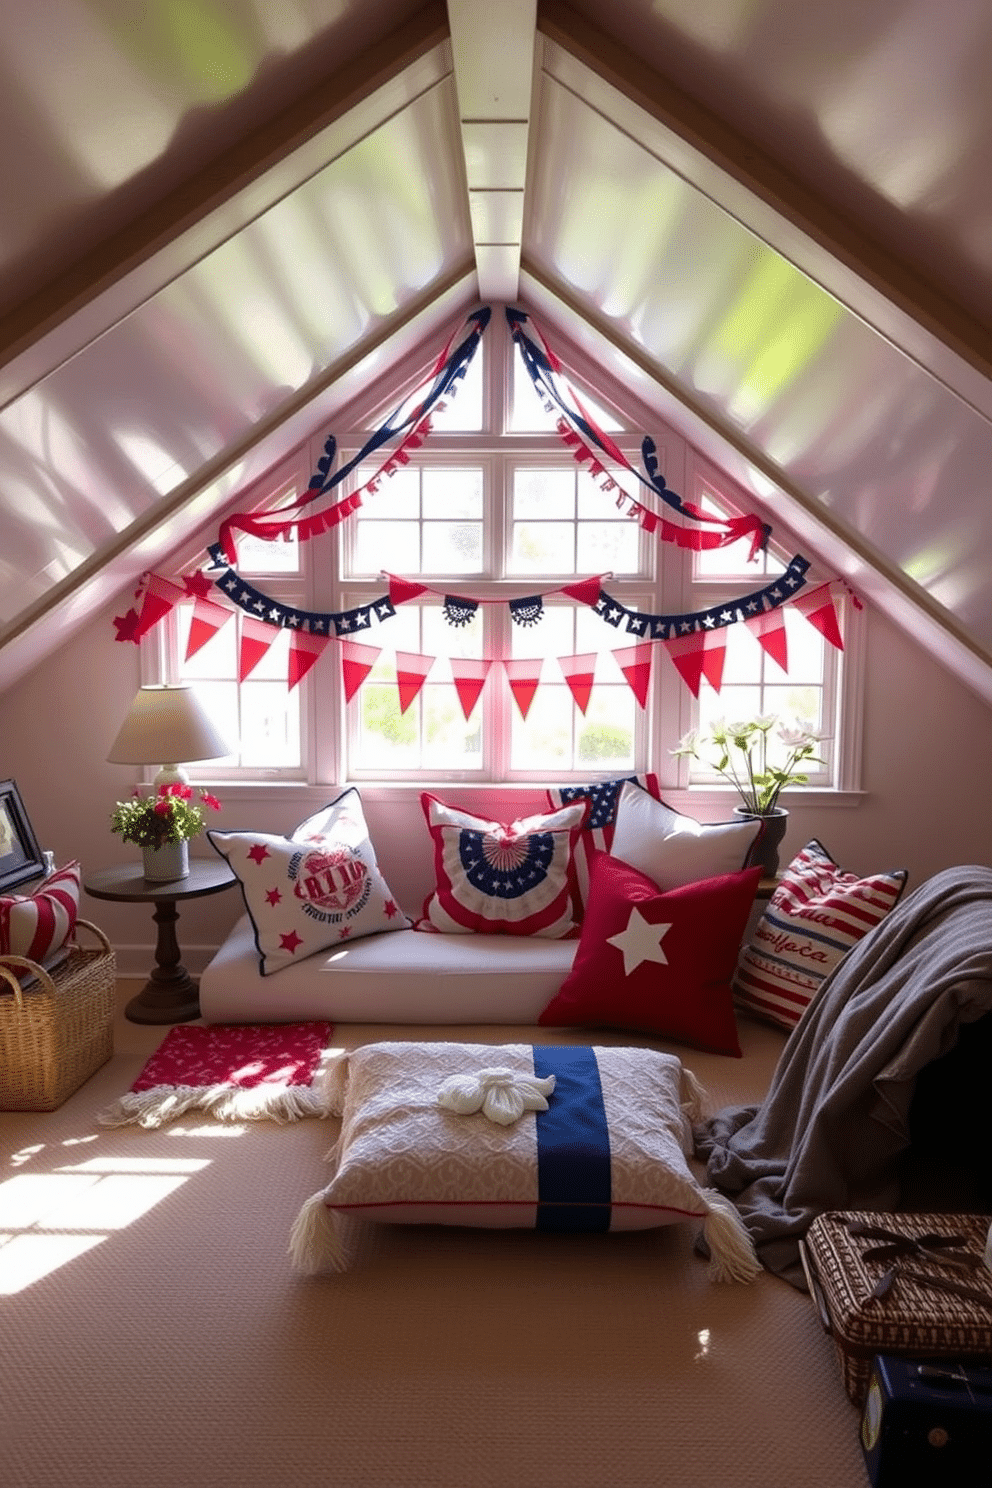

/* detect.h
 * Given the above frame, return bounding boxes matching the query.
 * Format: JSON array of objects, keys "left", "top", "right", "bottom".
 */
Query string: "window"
[{"left": 163, "top": 312, "right": 854, "bottom": 796}]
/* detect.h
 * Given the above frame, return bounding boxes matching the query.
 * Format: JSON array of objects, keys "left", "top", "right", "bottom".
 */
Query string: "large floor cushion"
[
  {"left": 198, "top": 915, "right": 577, "bottom": 1024},
  {"left": 289, "top": 1040, "right": 760, "bottom": 1281}
]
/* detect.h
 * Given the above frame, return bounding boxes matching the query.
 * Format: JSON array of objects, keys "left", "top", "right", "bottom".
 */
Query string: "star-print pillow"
[
  {"left": 539, "top": 852, "right": 762, "bottom": 1055},
  {"left": 208, "top": 789, "right": 409, "bottom": 976},
  {"left": 418, "top": 793, "right": 589, "bottom": 938}
]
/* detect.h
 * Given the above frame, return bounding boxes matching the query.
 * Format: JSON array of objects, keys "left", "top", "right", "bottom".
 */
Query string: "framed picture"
[{"left": 0, "top": 779, "right": 45, "bottom": 893}]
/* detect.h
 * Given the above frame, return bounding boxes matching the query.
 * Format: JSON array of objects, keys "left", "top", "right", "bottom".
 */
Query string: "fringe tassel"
[
  {"left": 679, "top": 1066, "right": 708, "bottom": 1123},
  {"left": 698, "top": 1190, "right": 761, "bottom": 1283},
  {"left": 317, "top": 1049, "right": 350, "bottom": 1117},
  {"left": 98, "top": 1079, "right": 335, "bottom": 1129},
  {"left": 287, "top": 1192, "right": 361, "bottom": 1274}
]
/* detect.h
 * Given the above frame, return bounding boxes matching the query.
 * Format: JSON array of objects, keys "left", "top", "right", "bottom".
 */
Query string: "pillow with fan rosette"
[{"left": 417, "top": 793, "right": 590, "bottom": 938}]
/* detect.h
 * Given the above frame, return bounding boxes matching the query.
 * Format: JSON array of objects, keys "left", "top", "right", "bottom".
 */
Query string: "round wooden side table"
[{"left": 83, "top": 858, "right": 237, "bottom": 1024}]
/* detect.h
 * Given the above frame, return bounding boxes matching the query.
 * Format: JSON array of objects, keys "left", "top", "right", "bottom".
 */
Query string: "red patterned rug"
[{"left": 98, "top": 1021, "right": 335, "bottom": 1128}]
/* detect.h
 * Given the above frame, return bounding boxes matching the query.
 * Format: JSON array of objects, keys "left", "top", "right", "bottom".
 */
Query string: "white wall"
[{"left": 2, "top": 591, "right": 991, "bottom": 974}]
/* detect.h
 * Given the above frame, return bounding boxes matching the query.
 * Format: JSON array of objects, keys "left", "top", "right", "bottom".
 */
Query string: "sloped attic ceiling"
[{"left": 1, "top": 0, "right": 991, "bottom": 704}]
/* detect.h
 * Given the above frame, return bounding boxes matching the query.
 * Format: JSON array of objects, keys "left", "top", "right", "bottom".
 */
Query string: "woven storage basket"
[
  {"left": 800, "top": 1210, "right": 992, "bottom": 1406},
  {"left": 0, "top": 919, "right": 116, "bottom": 1111}
]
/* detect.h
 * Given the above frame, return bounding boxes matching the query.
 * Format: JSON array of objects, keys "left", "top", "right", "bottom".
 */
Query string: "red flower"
[
  {"left": 200, "top": 791, "right": 222, "bottom": 811},
  {"left": 153, "top": 799, "right": 172, "bottom": 817}
]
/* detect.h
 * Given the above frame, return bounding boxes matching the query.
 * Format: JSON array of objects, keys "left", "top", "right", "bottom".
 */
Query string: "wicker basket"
[{"left": 0, "top": 919, "right": 116, "bottom": 1111}]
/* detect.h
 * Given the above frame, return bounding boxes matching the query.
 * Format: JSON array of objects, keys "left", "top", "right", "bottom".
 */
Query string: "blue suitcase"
[{"left": 861, "top": 1354, "right": 992, "bottom": 1486}]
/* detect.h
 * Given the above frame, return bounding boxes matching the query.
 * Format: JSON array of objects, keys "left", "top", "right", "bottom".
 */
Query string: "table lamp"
[{"left": 107, "top": 683, "right": 231, "bottom": 785}]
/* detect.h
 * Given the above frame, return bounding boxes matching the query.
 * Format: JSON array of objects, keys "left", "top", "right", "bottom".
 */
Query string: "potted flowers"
[
  {"left": 672, "top": 716, "right": 824, "bottom": 875},
  {"left": 110, "top": 783, "right": 222, "bottom": 881}
]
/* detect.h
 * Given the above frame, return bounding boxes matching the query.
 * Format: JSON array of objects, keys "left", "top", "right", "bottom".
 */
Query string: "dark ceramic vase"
[{"left": 734, "top": 806, "right": 789, "bottom": 878}]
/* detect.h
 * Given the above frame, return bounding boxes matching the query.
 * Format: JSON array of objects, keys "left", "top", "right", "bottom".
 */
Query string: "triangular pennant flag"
[
  {"left": 134, "top": 573, "right": 187, "bottom": 639},
  {"left": 239, "top": 615, "right": 278, "bottom": 682},
  {"left": 185, "top": 596, "right": 234, "bottom": 660},
  {"left": 560, "top": 575, "right": 605, "bottom": 607},
  {"left": 557, "top": 652, "right": 597, "bottom": 714},
  {"left": 395, "top": 651, "right": 435, "bottom": 714},
  {"left": 793, "top": 582, "right": 845, "bottom": 651},
  {"left": 339, "top": 640, "right": 380, "bottom": 702},
  {"left": 612, "top": 643, "right": 653, "bottom": 708},
  {"left": 744, "top": 606, "right": 789, "bottom": 672},
  {"left": 665, "top": 630, "right": 727, "bottom": 697},
  {"left": 449, "top": 657, "right": 493, "bottom": 720},
  {"left": 387, "top": 573, "right": 429, "bottom": 606},
  {"left": 502, "top": 657, "right": 543, "bottom": 720},
  {"left": 288, "top": 630, "right": 330, "bottom": 690}
]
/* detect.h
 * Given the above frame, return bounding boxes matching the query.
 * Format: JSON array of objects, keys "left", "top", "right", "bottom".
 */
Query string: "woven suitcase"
[
  {"left": 800, "top": 1210, "right": 992, "bottom": 1406},
  {"left": 0, "top": 919, "right": 116, "bottom": 1111}
]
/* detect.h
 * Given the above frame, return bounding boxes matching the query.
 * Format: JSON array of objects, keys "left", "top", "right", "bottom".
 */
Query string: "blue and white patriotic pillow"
[
  {"left": 418, "top": 794, "right": 589, "bottom": 938},
  {"left": 547, "top": 774, "right": 662, "bottom": 914},
  {"left": 208, "top": 788, "right": 409, "bottom": 976},
  {"left": 289, "top": 1040, "right": 760, "bottom": 1282}
]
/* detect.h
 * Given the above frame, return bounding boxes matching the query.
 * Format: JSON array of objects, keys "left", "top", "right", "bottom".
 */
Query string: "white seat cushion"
[{"left": 198, "top": 915, "right": 577, "bottom": 1024}]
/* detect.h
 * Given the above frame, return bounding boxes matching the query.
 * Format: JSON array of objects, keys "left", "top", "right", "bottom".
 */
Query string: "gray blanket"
[{"left": 694, "top": 864, "right": 992, "bottom": 1288}]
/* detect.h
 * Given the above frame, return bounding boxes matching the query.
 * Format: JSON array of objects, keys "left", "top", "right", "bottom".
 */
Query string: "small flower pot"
[
  {"left": 734, "top": 806, "right": 788, "bottom": 878},
  {"left": 142, "top": 839, "right": 190, "bottom": 882}
]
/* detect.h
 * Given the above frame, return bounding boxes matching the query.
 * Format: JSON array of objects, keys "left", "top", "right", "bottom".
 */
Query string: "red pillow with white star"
[
  {"left": 208, "top": 789, "right": 409, "bottom": 976},
  {"left": 539, "top": 853, "right": 762, "bottom": 1055}
]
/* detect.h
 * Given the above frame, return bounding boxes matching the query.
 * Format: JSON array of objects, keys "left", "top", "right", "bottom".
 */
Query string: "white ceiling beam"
[{"left": 447, "top": 0, "right": 537, "bottom": 302}]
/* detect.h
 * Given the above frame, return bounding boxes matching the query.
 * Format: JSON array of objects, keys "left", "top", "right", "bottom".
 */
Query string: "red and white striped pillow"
[
  {"left": 0, "top": 860, "right": 81, "bottom": 965},
  {"left": 734, "top": 840, "right": 907, "bottom": 1031}
]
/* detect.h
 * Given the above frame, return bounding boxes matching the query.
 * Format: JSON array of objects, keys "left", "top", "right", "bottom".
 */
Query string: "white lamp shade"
[{"left": 108, "top": 684, "right": 230, "bottom": 782}]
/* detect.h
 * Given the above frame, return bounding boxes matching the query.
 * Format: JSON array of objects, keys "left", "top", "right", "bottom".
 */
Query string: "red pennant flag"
[
  {"left": 387, "top": 574, "right": 429, "bottom": 606},
  {"left": 665, "top": 630, "right": 727, "bottom": 697},
  {"left": 744, "top": 607, "right": 789, "bottom": 672},
  {"left": 133, "top": 572, "right": 187, "bottom": 639},
  {"left": 339, "top": 640, "right": 380, "bottom": 702},
  {"left": 612, "top": 644, "right": 653, "bottom": 708},
  {"left": 449, "top": 657, "right": 493, "bottom": 720},
  {"left": 239, "top": 615, "right": 277, "bottom": 681},
  {"left": 558, "top": 652, "right": 597, "bottom": 714},
  {"left": 502, "top": 658, "right": 543, "bottom": 720},
  {"left": 793, "top": 582, "right": 845, "bottom": 651},
  {"left": 395, "top": 652, "right": 435, "bottom": 714},
  {"left": 185, "top": 597, "right": 234, "bottom": 660},
  {"left": 560, "top": 575, "right": 605, "bottom": 607},
  {"left": 288, "top": 630, "right": 329, "bottom": 690}
]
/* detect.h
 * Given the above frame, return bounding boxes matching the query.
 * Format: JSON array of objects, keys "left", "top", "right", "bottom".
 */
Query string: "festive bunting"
[
  {"left": 506, "top": 308, "right": 772, "bottom": 558},
  {"left": 744, "top": 606, "right": 789, "bottom": 673},
  {"left": 612, "top": 644, "right": 653, "bottom": 707},
  {"left": 134, "top": 573, "right": 188, "bottom": 640},
  {"left": 395, "top": 651, "right": 435, "bottom": 714},
  {"left": 502, "top": 657, "right": 543, "bottom": 719},
  {"left": 239, "top": 615, "right": 278, "bottom": 681},
  {"left": 792, "top": 581, "right": 845, "bottom": 651},
  {"left": 665, "top": 629, "right": 728, "bottom": 698},
  {"left": 185, "top": 595, "right": 234, "bottom": 660},
  {"left": 288, "top": 630, "right": 330, "bottom": 690},
  {"left": 339, "top": 640, "right": 380, "bottom": 702},
  {"left": 449, "top": 657, "right": 493, "bottom": 719},
  {"left": 558, "top": 652, "right": 597, "bottom": 714}
]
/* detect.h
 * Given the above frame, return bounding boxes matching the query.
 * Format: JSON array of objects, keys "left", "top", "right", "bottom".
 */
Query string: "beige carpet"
[{"left": 1, "top": 985, "right": 868, "bottom": 1488}]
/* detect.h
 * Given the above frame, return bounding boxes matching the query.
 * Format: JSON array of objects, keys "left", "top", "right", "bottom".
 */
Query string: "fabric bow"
[{"left": 437, "top": 1067, "right": 556, "bottom": 1126}]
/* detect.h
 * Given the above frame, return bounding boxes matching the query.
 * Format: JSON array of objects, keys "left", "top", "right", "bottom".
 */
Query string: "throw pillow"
[
  {"left": 418, "top": 794, "right": 589, "bottom": 938},
  {"left": 289, "top": 1039, "right": 760, "bottom": 1282},
  {"left": 734, "top": 839, "right": 908, "bottom": 1030},
  {"left": 546, "top": 773, "right": 662, "bottom": 913},
  {"left": 610, "top": 780, "right": 763, "bottom": 888},
  {"left": 0, "top": 860, "right": 81, "bottom": 965},
  {"left": 539, "top": 853, "right": 762, "bottom": 1055},
  {"left": 208, "top": 788, "right": 409, "bottom": 976}
]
